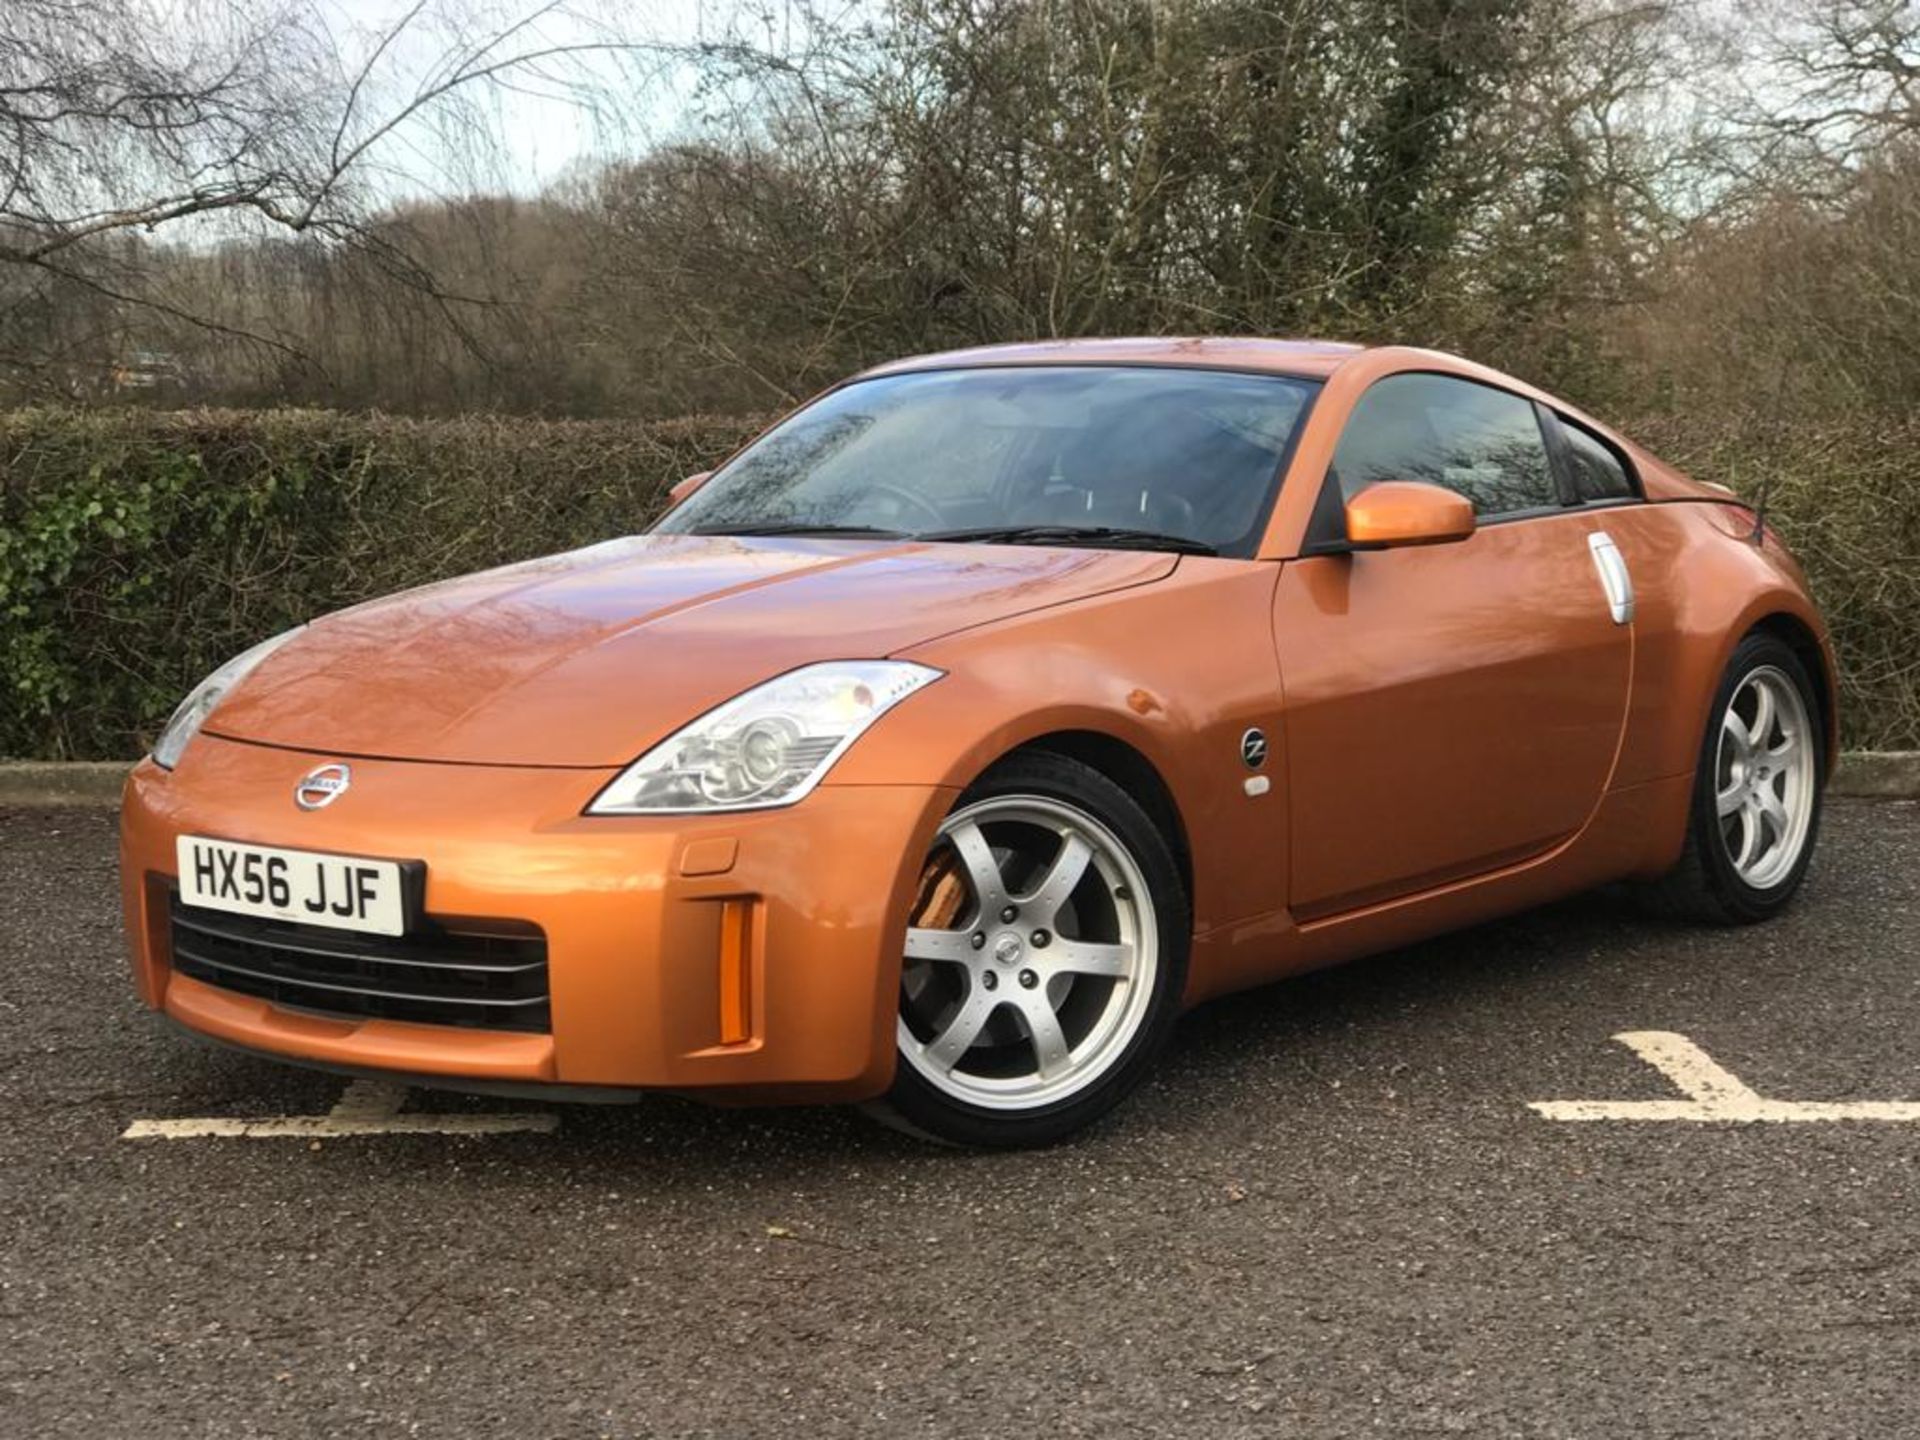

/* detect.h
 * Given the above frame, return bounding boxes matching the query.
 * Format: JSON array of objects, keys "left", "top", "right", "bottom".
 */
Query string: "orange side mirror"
[
  {"left": 1344, "top": 481, "right": 1475, "bottom": 549},
  {"left": 668, "top": 470, "right": 713, "bottom": 505}
]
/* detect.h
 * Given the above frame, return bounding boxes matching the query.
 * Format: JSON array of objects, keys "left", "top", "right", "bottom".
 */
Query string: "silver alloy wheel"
[
  {"left": 1715, "top": 664, "right": 1817, "bottom": 890},
  {"left": 897, "top": 795, "right": 1158, "bottom": 1111}
]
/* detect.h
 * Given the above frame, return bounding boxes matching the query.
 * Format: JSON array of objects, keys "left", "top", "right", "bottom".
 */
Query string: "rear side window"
[
  {"left": 1558, "top": 416, "right": 1636, "bottom": 502},
  {"left": 1331, "top": 373, "right": 1557, "bottom": 517}
]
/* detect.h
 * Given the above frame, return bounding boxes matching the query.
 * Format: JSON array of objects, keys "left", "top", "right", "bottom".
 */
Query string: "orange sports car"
[{"left": 120, "top": 339, "right": 1834, "bottom": 1145}]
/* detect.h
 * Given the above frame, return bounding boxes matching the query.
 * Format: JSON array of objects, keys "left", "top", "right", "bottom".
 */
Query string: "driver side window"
[{"left": 1332, "top": 374, "right": 1558, "bottom": 518}]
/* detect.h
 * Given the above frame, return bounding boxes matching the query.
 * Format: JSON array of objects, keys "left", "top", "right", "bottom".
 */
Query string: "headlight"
[
  {"left": 587, "top": 661, "right": 943, "bottom": 815},
  {"left": 152, "top": 627, "right": 305, "bottom": 770}
]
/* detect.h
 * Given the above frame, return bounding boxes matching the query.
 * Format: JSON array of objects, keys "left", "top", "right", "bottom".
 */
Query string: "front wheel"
[
  {"left": 868, "top": 752, "right": 1189, "bottom": 1147},
  {"left": 1641, "top": 631, "right": 1826, "bottom": 924}
]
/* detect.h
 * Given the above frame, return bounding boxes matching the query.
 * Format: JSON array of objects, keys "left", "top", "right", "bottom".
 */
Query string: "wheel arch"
[
  {"left": 1676, "top": 598, "right": 1837, "bottom": 785},
  {"left": 1748, "top": 611, "right": 1839, "bottom": 775},
  {"left": 993, "top": 729, "right": 1195, "bottom": 906}
]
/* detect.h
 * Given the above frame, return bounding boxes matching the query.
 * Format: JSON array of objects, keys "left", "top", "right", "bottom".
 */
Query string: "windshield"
[{"left": 655, "top": 365, "right": 1319, "bottom": 556}]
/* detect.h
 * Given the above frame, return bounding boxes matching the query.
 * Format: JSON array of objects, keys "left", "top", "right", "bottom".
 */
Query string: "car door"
[{"left": 1273, "top": 372, "right": 1633, "bottom": 919}]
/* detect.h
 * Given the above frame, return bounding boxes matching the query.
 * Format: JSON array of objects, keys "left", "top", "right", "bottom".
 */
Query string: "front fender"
[{"left": 825, "top": 557, "right": 1291, "bottom": 935}]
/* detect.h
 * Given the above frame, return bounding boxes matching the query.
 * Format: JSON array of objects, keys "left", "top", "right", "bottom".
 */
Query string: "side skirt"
[{"left": 1180, "top": 771, "right": 1694, "bottom": 1006}]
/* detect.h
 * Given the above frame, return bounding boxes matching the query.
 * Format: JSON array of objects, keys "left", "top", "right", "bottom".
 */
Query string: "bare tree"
[
  {"left": 0, "top": 0, "right": 671, "bottom": 393},
  {"left": 1752, "top": 0, "right": 1920, "bottom": 161},
  {"left": 578, "top": 0, "right": 1560, "bottom": 411}
]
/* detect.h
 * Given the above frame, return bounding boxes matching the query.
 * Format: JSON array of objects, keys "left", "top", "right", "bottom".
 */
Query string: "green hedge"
[
  {"left": 3, "top": 407, "right": 1916, "bottom": 759},
  {"left": 1, "top": 408, "right": 764, "bottom": 759}
]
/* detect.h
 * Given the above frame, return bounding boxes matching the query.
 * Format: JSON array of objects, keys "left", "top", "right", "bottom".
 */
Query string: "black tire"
[
  {"left": 1639, "top": 630, "right": 1825, "bottom": 925},
  {"left": 866, "top": 751, "right": 1190, "bottom": 1148}
]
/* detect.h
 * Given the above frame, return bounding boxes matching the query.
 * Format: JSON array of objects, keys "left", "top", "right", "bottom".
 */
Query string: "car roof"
[{"left": 859, "top": 336, "right": 1367, "bottom": 381}]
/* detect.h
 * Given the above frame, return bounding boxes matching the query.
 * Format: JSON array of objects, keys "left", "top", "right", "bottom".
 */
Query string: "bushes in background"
[
  {"left": 1, "top": 408, "right": 763, "bottom": 759},
  {"left": 1634, "top": 416, "right": 1920, "bottom": 754},
  {"left": 2, "top": 406, "right": 1915, "bottom": 759}
]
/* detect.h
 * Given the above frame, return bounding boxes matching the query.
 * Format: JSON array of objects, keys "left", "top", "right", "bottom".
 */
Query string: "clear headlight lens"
[
  {"left": 151, "top": 627, "right": 305, "bottom": 770},
  {"left": 587, "top": 661, "right": 943, "bottom": 815}
]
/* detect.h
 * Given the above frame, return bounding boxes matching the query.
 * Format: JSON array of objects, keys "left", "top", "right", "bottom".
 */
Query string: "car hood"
[{"left": 205, "top": 534, "right": 1176, "bottom": 766}]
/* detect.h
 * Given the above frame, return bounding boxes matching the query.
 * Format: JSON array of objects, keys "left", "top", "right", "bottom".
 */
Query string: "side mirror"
[
  {"left": 668, "top": 470, "right": 713, "bottom": 505},
  {"left": 1343, "top": 481, "right": 1475, "bottom": 549}
]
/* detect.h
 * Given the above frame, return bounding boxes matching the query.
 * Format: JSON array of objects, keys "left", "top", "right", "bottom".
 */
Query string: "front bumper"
[{"left": 120, "top": 737, "right": 953, "bottom": 1103}]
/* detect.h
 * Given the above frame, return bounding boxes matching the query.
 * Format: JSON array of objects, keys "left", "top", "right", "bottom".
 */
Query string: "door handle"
[{"left": 1587, "top": 531, "right": 1634, "bottom": 625}]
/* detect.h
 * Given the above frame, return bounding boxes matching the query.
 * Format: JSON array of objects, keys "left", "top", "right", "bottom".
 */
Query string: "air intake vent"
[{"left": 167, "top": 894, "right": 550, "bottom": 1033}]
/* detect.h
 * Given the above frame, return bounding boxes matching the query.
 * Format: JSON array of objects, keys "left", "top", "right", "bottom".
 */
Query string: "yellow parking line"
[
  {"left": 121, "top": 1078, "right": 559, "bottom": 1139},
  {"left": 1530, "top": 1031, "right": 1920, "bottom": 1122}
]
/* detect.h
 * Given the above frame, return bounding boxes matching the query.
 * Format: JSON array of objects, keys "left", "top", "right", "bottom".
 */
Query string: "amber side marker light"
[{"left": 717, "top": 898, "right": 755, "bottom": 1046}]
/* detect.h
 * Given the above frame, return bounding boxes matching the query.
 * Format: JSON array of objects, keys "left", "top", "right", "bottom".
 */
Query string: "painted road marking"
[
  {"left": 122, "top": 1079, "right": 559, "bottom": 1140},
  {"left": 1530, "top": 1031, "right": 1920, "bottom": 1123}
]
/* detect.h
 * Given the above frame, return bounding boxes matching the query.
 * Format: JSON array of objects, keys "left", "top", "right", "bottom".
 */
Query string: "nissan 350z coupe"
[{"left": 120, "top": 339, "right": 1835, "bottom": 1145}]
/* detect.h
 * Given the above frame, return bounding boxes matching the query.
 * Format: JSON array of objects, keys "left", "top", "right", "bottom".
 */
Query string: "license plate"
[{"left": 176, "top": 836, "right": 409, "bottom": 936}]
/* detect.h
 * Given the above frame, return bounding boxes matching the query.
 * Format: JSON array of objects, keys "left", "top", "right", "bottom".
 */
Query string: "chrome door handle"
[{"left": 1587, "top": 531, "right": 1634, "bottom": 625}]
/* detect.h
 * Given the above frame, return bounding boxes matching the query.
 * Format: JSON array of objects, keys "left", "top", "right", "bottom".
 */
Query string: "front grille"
[{"left": 167, "top": 896, "right": 550, "bottom": 1033}]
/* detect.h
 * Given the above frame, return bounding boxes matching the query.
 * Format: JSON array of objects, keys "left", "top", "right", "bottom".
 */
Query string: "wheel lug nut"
[
  {"left": 1019, "top": 969, "right": 1038, "bottom": 989},
  {"left": 1000, "top": 905, "right": 1018, "bottom": 923},
  {"left": 1030, "top": 929, "right": 1051, "bottom": 948},
  {"left": 981, "top": 971, "right": 998, "bottom": 990},
  {"left": 969, "top": 931, "right": 987, "bottom": 951}
]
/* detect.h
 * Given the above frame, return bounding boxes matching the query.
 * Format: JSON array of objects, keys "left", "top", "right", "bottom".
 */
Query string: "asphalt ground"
[{"left": 3, "top": 799, "right": 1917, "bottom": 1438}]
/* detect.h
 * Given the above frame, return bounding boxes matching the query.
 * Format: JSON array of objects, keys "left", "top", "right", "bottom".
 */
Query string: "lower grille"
[{"left": 167, "top": 895, "right": 550, "bottom": 1033}]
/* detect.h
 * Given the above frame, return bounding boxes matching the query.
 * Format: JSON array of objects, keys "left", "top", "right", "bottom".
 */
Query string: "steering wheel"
[{"left": 854, "top": 482, "right": 947, "bottom": 532}]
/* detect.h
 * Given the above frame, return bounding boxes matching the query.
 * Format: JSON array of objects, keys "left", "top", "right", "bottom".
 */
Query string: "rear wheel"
[
  {"left": 868, "top": 752, "right": 1188, "bottom": 1147},
  {"left": 1642, "top": 632, "right": 1825, "bottom": 924}
]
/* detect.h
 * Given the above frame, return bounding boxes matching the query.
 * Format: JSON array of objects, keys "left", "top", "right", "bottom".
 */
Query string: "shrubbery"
[
  {"left": 1634, "top": 416, "right": 1920, "bottom": 753},
  {"left": 2, "top": 407, "right": 1914, "bottom": 759},
  {"left": 0, "top": 408, "right": 763, "bottom": 759}
]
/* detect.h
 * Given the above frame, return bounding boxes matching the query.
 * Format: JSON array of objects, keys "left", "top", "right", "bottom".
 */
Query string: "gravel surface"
[{"left": 3, "top": 800, "right": 1917, "bottom": 1438}]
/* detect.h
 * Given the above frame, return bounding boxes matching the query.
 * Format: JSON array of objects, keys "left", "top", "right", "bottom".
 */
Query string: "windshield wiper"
[
  {"left": 686, "top": 522, "right": 912, "bottom": 539},
  {"left": 917, "top": 525, "right": 1218, "bottom": 556}
]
